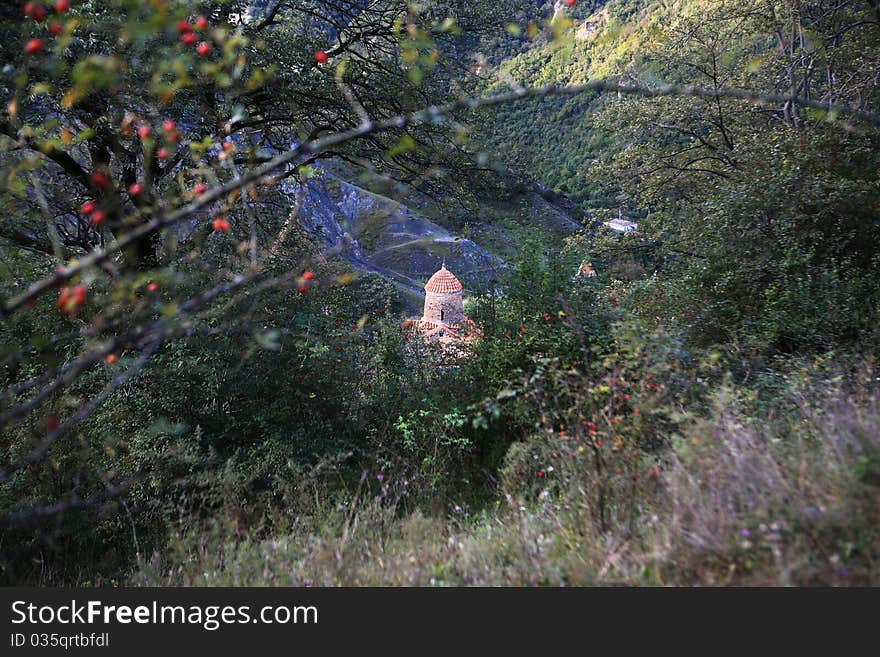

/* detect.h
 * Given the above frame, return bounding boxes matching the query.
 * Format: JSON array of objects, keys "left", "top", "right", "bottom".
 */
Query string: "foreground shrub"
[{"left": 135, "top": 370, "right": 880, "bottom": 586}]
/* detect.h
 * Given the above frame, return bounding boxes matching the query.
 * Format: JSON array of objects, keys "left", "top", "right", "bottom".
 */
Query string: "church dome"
[{"left": 425, "top": 265, "right": 462, "bottom": 294}]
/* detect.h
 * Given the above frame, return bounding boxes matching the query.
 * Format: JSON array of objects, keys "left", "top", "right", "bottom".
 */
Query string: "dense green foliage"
[{"left": 1, "top": 0, "right": 879, "bottom": 586}]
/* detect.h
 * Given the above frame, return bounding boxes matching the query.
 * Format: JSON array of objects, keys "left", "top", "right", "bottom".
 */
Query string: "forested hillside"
[{"left": 1, "top": 0, "right": 878, "bottom": 586}]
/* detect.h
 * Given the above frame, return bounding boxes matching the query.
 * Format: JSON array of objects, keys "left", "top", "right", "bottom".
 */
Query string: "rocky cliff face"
[
  {"left": 284, "top": 160, "right": 581, "bottom": 311},
  {"left": 288, "top": 171, "right": 505, "bottom": 295}
]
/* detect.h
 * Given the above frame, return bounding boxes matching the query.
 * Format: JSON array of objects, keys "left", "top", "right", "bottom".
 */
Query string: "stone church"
[{"left": 413, "top": 264, "right": 477, "bottom": 343}]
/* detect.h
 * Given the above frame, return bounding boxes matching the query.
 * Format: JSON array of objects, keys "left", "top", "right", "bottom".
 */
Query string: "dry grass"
[{"left": 134, "top": 381, "right": 880, "bottom": 586}]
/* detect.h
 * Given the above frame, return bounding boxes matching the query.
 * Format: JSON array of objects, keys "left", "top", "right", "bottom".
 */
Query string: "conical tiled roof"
[{"left": 425, "top": 265, "right": 462, "bottom": 294}]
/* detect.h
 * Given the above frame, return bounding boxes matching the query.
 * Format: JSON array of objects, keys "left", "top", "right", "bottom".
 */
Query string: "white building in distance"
[{"left": 603, "top": 218, "right": 638, "bottom": 234}]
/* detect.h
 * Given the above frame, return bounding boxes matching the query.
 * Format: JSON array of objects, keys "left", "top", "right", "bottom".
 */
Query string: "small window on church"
[{"left": 440, "top": 309, "right": 444, "bottom": 321}]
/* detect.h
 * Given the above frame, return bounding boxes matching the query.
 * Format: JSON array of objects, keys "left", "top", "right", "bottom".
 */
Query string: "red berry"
[
  {"left": 90, "top": 210, "right": 105, "bottom": 225},
  {"left": 24, "top": 38, "right": 44, "bottom": 55},
  {"left": 105, "top": 354, "right": 117, "bottom": 365},
  {"left": 177, "top": 19, "right": 192, "bottom": 34},
  {"left": 212, "top": 217, "right": 230, "bottom": 233},
  {"left": 193, "top": 182, "right": 207, "bottom": 195},
  {"left": 565, "top": 0, "right": 576, "bottom": 6},
  {"left": 298, "top": 284, "right": 309, "bottom": 295},
  {"left": 56, "top": 287, "right": 70, "bottom": 310},
  {"left": 24, "top": 3, "right": 35, "bottom": 17},
  {"left": 156, "top": 147, "right": 168, "bottom": 160},
  {"left": 314, "top": 50, "right": 328, "bottom": 64},
  {"left": 80, "top": 200, "right": 96, "bottom": 215},
  {"left": 137, "top": 124, "right": 152, "bottom": 139},
  {"left": 223, "top": 140, "right": 234, "bottom": 151},
  {"left": 146, "top": 282, "right": 158, "bottom": 293},
  {"left": 32, "top": 4, "right": 47, "bottom": 21},
  {"left": 90, "top": 171, "right": 109, "bottom": 188},
  {"left": 48, "top": 22, "right": 62, "bottom": 36},
  {"left": 196, "top": 41, "right": 211, "bottom": 57},
  {"left": 128, "top": 183, "right": 143, "bottom": 196},
  {"left": 162, "top": 119, "right": 176, "bottom": 133},
  {"left": 302, "top": 270, "right": 315, "bottom": 281},
  {"left": 181, "top": 32, "right": 197, "bottom": 46},
  {"left": 57, "top": 284, "right": 86, "bottom": 314},
  {"left": 195, "top": 15, "right": 208, "bottom": 30},
  {"left": 54, "top": 0, "right": 69, "bottom": 13}
]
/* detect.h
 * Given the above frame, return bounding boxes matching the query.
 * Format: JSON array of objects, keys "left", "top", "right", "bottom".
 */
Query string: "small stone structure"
[
  {"left": 412, "top": 264, "right": 478, "bottom": 343},
  {"left": 422, "top": 265, "right": 463, "bottom": 325}
]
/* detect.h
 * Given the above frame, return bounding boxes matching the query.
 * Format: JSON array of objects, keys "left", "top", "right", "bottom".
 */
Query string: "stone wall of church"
[{"left": 423, "top": 290, "right": 463, "bottom": 325}]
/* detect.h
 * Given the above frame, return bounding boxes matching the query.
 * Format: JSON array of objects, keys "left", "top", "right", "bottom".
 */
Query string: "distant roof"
[
  {"left": 425, "top": 265, "right": 463, "bottom": 294},
  {"left": 577, "top": 260, "right": 597, "bottom": 278},
  {"left": 603, "top": 219, "right": 638, "bottom": 233}
]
